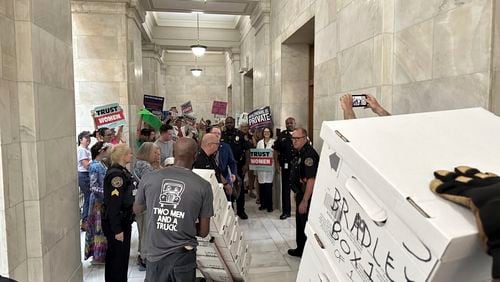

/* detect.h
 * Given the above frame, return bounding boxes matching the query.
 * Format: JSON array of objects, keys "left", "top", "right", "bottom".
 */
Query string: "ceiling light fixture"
[
  {"left": 190, "top": 12, "right": 206, "bottom": 57},
  {"left": 190, "top": 56, "right": 203, "bottom": 77}
]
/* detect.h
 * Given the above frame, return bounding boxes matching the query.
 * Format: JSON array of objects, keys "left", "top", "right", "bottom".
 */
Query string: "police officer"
[
  {"left": 103, "top": 144, "right": 136, "bottom": 282},
  {"left": 287, "top": 127, "right": 319, "bottom": 258},
  {"left": 273, "top": 117, "right": 296, "bottom": 219},
  {"left": 221, "top": 116, "right": 250, "bottom": 220},
  {"left": 194, "top": 133, "right": 233, "bottom": 196}
]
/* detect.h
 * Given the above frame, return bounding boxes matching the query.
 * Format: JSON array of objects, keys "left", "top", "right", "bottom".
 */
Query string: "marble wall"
[
  {"left": 0, "top": 0, "right": 82, "bottom": 280},
  {"left": 260, "top": 0, "right": 496, "bottom": 151},
  {"left": 72, "top": 1, "right": 127, "bottom": 141},
  {"left": 72, "top": 0, "right": 145, "bottom": 146},
  {"left": 164, "top": 52, "right": 227, "bottom": 121},
  {"left": 393, "top": 0, "right": 492, "bottom": 114},
  {"left": 492, "top": 1, "right": 500, "bottom": 115}
]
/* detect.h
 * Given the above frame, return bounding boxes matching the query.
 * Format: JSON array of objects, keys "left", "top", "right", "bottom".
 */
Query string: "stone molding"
[
  {"left": 227, "top": 48, "right": 241, "bottom": 62},
  {"left": 250, "top": 0, "right": 270, "bottom": 34},
  {"left": 71, "top": 1, "right": 147, "bottom": 33},
  {"left": 142, "top": 44, "right": 163, "bottom": 63},
  {"left": 71, "top": 1, "right": 128, "bottom": 14}
]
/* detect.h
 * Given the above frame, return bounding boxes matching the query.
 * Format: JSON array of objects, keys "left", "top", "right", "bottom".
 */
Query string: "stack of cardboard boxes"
[
  {"left": 194, "top": 169, "right": 251, "bottom": 281},
  {"left": 297, "top": 108, "right": 496, "bottom": 281}
]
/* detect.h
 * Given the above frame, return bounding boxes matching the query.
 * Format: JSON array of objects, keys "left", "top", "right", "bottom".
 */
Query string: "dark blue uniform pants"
[
  {"left": 295, "top": 192, "right": 310, "bottom": 253},
  {"left": 281, "top": 168, "right": 291, "bottom": 215},
  {"left": 104, "top": 223, "right": 131, "bottom": 282}
]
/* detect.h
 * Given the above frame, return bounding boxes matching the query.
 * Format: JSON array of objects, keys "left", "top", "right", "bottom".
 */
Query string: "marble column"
[
  {"left": 250, "top": 0, "right": 272, "bottom": 110},
  {"left": 0, "top": 0, "right": 81, "bottom": 281},
  {"left": 492, "top": 1, "right": 500, "bottom": 116},
  {"left": 71, "top": 0, "right": 145, "bottom": 144},
  {"left": 142, "top": 43, "right": 165, "bottom": 99},
  {"left": 226, "top": 48, "right": 242, "bottom": 116}
]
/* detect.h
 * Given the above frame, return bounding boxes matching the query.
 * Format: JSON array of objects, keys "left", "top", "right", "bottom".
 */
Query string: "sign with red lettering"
[
  {"left": 249, "top": 149, "right": 273, "bottom": 171},
  {"left": 144, "top": 95, "right": 164, "bottom": 116},
  {"left": 92, "top": 103, "right": 126, "bottom": 129},
  {"left": 181, "top": 101, "right": 193, "bottom": 114},
  {"left": 211, "top": 101, "right": 227, "bottom": 116}
]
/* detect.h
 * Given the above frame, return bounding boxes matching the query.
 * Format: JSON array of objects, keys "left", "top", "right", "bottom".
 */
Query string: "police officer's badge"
[
  {"left": 111, "top": 176, "right": 123, "bottom": 188},
  {"left": 111, "top": 189, "right": 120, "bottom": 196},
  {"left": 304, "top": 157, "right": 314, "bottom": 167},
  {"left": 235, "top": 136, "right": 240, "bottom": 141}
]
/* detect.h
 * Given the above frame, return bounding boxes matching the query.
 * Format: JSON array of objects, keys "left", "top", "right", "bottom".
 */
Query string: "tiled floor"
[{"left": 82, "top": 197, "right": 300, "bottom": 281}]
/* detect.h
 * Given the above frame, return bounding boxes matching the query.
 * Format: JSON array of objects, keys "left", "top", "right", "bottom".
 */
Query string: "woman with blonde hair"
[
  {"left": 103, "top": 144, "right": 135, "bottom": 281},
  {"left": 133, "top": 142, "right": 161, "bottom": 270}
]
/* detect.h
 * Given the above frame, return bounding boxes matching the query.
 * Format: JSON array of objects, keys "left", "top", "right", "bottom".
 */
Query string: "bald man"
[
  {"left": 134, "top": 137, "right": 214, "bottom": 281},
  {"left": 194, "top": 133, "right": 233, "bottom": 196}
]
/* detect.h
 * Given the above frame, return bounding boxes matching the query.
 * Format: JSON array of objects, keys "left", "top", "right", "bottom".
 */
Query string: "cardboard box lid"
[{"left": 319, "top": 108, "right": 500, "bottom": 261}]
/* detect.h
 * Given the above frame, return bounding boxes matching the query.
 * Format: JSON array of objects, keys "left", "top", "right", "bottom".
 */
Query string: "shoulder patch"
[
  {"left": 111, "top": 176, "right": 123, "bottom": 188},
  {"left": 304, "top": 157, "right": 314, "bottom": 167},
  {"left": 111, "top": 188, "right": 120, "bottom": 197}
]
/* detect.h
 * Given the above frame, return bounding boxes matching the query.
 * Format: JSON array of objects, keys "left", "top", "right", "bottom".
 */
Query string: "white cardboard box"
[
  {"left": 301, "top": 108, "right": 497, "bottom": 281},
  {"left": 199, "top": 267, "right": 233, "bottom": 282}
]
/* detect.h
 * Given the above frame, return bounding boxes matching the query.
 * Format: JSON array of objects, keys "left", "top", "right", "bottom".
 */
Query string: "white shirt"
[
  {"left": 256, "top": 138, "right": 275, "bottom": 184},
  {"left": 77, "top": 146, "right": 91, "bottom": 172}
]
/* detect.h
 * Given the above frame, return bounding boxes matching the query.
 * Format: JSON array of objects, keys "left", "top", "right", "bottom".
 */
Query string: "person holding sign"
[{"left": 256, "top": 127, "right": 277, "bottom": 212}]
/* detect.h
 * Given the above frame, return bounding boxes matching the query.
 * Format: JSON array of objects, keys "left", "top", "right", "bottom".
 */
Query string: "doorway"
[{"left": 243, "top": 69, "right": 254, "bottom": 113}]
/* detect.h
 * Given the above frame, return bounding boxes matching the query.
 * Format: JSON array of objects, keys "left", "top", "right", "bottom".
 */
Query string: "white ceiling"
[
  {"left": 153, "top": 12, "right": 240, "bottom": 29},
  {"left": 142, "top": 0, "right": 258, "bottom": 15}
]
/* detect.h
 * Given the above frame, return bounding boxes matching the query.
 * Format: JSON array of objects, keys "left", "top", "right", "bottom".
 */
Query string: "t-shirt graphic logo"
[{"left": 159, "top": 179, "right": 185, "bottom": 208}]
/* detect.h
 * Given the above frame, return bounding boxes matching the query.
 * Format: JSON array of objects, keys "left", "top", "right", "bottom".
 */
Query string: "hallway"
[{"left": 81, "top": 197, "right": 300, "bottom": 281}]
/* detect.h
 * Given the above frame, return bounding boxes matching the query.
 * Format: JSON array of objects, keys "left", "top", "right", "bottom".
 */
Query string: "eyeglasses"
[{"left": 291, "top": 136, "right": 305, "bottom": 141}]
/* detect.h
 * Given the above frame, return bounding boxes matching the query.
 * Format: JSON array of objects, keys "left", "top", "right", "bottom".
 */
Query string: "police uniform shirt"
[
  {"left": 221, "top": 128, "right": 249, "bottom": 166},
  {"left": 193, "top": 149, "right": 223, "bottom": 183},
  {"left": 290, "top": 143, "right": 319, "bottom": 193},
  {"left": 273, "top": 130, "right": 295, "bottom": 168},
  {"left": 298, "top": 143, "right": 319, "bottom": 180},
  {"left": 103, "top": 164, "right": 136, "bottom": 234}
]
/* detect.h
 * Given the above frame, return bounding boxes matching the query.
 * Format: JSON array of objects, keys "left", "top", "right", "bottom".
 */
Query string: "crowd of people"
[{"left": 75, "top": 95, "right": 390, "bottom": 281}]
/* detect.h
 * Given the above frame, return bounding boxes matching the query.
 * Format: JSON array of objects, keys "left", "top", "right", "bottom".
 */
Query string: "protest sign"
[
  {"left": 248, "top": 106, "right": 272, "bottom": 130},
  {"left": 236, "top": 112, "right": 249, "bottom": 128},
  {"left": 92, "top": 103, "right": 126, "bottom": 129},
  {"left": 143, "top": 95, "right": 164, "bottom": 115},
  {"left": 170, "top": 107, "right": 179, "bottom": 118},
  {"left": 211, "top": 101, "right": 227, "bottom": 116},
  {"left": 249, "top": 149, "right": 273, "bottom": 171},
  {"left": 183, "top": 114, "right": 197, "bottom": 126},
  {"left": 181, "top": 101, "right": 193, "bottom": 114}
]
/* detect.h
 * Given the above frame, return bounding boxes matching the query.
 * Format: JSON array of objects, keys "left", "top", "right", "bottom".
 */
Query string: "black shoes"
[
  {"left": 237, "top": 211, "right": 248, "bottom": 220},
  {"left": 280, "top": 213, "right": 290, "bottom": 220},
  {"left": 288, "top": 248, "right": 303, "bottom": 258}
]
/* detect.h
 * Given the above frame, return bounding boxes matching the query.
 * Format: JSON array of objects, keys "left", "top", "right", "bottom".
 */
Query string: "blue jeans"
[{"left": 78, "top": 171, "right": 90, "bottom": 222}]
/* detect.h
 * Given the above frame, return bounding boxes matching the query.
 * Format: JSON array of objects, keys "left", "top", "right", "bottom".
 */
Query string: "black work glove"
[{"left": 430, "top": 166, "right": 500, "bottom": 279}]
